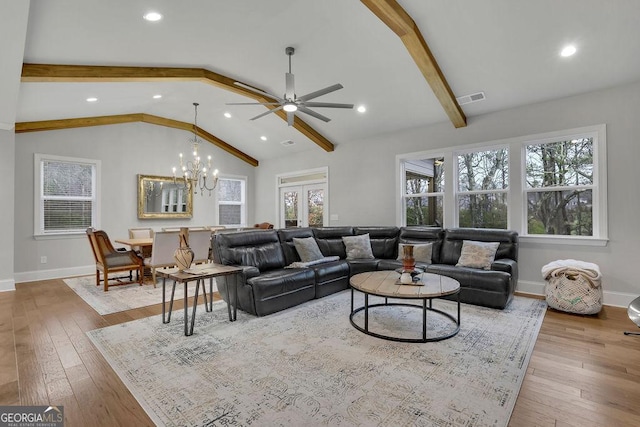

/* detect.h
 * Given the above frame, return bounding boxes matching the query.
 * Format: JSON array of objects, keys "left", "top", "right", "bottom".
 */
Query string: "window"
[
  {"left": 217, "top": 177, "right": 246, "bottom": 227},
  {"left": 35, "top": 154, "right": 100, "bottom": 236},
  {"left": 402, "top": 158, "right": 444, "bottom": 226},
  {"left": 456, "top": 148, "right": 508, "bottom": 229},
  {"left": 397, "top": 124, "right": 606, "bottom": 245},
  {"left": 525, "top": 135, "right": 595, "bottom": 236}
]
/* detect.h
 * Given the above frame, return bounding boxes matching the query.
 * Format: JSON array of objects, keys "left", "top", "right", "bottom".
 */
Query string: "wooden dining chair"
[{"left": 86, "top": 228, "right": 144, "bottom": 291}]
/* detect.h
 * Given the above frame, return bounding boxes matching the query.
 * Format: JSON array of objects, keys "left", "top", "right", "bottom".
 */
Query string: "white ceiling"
[{"left": 4, "top": 0, "right": 640, "bottom": 163}]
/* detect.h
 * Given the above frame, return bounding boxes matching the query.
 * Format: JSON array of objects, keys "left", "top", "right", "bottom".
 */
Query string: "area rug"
[
  {"left": 64, "top": 275, "right": 198, "bottom": 315},
  {"left": 87, "top": 291, "right": 546, "bottom": 426}
]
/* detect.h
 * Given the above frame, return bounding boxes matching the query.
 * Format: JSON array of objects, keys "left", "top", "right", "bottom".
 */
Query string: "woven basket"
[{"left": 545, "top": 273, "right": 603, "bottom": 314}]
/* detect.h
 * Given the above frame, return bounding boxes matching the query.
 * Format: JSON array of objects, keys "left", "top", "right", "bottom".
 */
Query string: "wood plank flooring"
[{"left": 1, "top": 279, "right": 639, "bottom": 426}]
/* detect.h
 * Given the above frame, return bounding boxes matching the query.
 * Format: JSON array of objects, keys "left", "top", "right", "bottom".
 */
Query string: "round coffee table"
[{"left": 349, "top": 270, "right": 460, "bottom": 343}]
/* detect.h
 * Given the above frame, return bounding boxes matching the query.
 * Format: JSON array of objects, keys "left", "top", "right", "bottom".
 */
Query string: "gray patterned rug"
[
  {"left": 87, "top": 291, "right": 546, "bottom": 426},
  {"left": 64, "top": 275, "right": 197, "bottom": 315}
]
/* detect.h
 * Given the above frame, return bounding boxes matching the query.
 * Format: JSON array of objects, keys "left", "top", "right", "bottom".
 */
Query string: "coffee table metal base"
[{"left": 349, "top": 288, "right": 460, "bottom": 343}]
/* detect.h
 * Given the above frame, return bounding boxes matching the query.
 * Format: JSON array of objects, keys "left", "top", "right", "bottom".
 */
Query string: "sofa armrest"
[
  {"left": 240, "top": 265, "right": 261, "bottom": 280},
  {"left": 491, "top": 258, "right": 518, "bottom": 281}
]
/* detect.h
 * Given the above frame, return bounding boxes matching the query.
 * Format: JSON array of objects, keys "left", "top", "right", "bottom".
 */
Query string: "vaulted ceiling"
[{"left": 3, "top": 0, "right": 640, "bottom": 166}]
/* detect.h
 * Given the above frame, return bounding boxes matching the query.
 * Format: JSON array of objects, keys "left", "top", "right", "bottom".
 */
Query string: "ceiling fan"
[{"left": 227, "top": 47, "right": 354, "bottom": 126}]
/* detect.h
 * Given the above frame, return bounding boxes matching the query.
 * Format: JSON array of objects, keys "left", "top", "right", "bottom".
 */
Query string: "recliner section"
[{"left": 212, "top": 226, "right": 518, "bottom": 316}]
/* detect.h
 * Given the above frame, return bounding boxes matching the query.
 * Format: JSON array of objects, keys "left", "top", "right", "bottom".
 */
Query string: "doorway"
[{"left": 277, "top": 168, "right": 328, "bottom": 228}]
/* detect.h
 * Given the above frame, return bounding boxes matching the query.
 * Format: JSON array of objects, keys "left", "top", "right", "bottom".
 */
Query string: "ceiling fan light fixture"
[{"left": 283, "top": 103, "right": 298, "bottom": 112}]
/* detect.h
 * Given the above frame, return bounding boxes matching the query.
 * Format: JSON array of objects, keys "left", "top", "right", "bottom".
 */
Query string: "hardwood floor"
[{"left": 1, "top": 279, "right": 639, "bottom": 426}]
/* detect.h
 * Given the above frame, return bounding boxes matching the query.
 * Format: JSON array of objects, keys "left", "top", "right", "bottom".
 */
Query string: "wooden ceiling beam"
[
  {"left": 14, "top": 113, "right": 259, "bottom": 167},
  {"left": 21, "top": 63, "right": 335, "bottom": 151},
  {"left": 361, "top": 0, "right": 467, "bottom": 128}
]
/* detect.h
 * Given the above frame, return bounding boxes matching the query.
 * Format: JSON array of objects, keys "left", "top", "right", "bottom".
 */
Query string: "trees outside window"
[
  {"left": 456, "top": 148, "right": 508, "bottom": 229},
  {"left": 525, "top": 137, "right": 594, "bottom": 236},
  {"left": 403, "top": 158, "right": 444, "bottom": 226}
]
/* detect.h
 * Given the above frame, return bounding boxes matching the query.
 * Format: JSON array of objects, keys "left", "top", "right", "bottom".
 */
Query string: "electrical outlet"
[{"left": 40, "top": 256, "right": 47, "bottom": 264}]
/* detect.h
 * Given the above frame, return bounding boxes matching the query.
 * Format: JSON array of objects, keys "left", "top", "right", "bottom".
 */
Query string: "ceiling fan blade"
[
  {"left": 298, "top": 106, "right": 331, "bottom": 122},
  {"left": 287, "top": 111, "right": 295, "bottom": 126},
  {"left": 302, "top": 102, "right": 354, "bottom": 109},
  {"left": 234, "top": 81, "right": 283, "bottom": 102},
  {"left": 250, "top": 106, "right": 283, "bottom": 121},
  {"left": 226, "top": 102, "right": 281, "bottom": 105},
  {"left": 285, "top": 73, "right": 295, "bottom": 100},
  {"left": 297, "top": 83, "right": 344, "bottom": 102}
]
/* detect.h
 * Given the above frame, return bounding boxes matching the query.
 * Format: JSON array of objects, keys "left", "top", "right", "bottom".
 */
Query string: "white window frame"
[
  {"left": 34, "top": 153, "right": 101, "bottom": 239},
  {"left": 454, "top": 144, "right": 510, "bottom": 229},
  {"left": 400, "top": 156, "right": 445, "bottom": 227},
  {"left": 216, "top": 175, "right": 247, "bottom": 227},
  {"left": 520, "top": 126, "right": 607, "bottom": 244},
  {"left": 396, "top": 124, "right": 608, "bottom": 246}
]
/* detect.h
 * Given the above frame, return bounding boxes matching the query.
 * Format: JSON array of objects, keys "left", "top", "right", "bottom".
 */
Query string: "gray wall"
[
  {"left": 14, "top": 122, "right": 255, "bottom": 281},
  {"left": 254, "top": 81, "right": 640, "bottom": 304},
  {"left": 0, "top": 130, "right": 15, "bottom": 290}
]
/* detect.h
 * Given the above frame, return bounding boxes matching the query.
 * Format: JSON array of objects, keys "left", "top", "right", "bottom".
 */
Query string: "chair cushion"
[{"left": 104, "top": 251, "right": 140, "bottom": 267}]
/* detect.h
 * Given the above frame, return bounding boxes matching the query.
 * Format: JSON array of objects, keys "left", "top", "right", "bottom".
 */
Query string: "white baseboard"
[
  {"left": 516, "top": 280, "right": 636, "bottom": 308},
  {"left": 0, "top": 278, "right": 16, "bottom": 292},
  {"left": 15, "top": 265, "right": 94, "bottom": 284}
]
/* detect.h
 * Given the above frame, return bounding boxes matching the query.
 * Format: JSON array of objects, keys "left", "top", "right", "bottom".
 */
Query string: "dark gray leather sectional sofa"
[{"left": 212, "top": 226, "right": 518, "bottom": 316}]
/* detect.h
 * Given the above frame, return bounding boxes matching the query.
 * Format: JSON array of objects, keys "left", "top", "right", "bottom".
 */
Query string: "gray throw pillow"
[
  {"left": 397, "top": 243, "right": 433, "bottom": 264},
  {"left": 293, "top": 237, "right": 324, "bottom": 262},
  {"left": 342, "top": 234, "right": 375, "bottom": 260},
  {"left": 456, "top": 240, "right": 500, "bottom": 270}
]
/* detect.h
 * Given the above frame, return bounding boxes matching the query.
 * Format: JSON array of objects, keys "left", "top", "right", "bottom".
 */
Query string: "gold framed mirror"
[{"left": 137, "top": 174, "right": 193, "bottom": 219}]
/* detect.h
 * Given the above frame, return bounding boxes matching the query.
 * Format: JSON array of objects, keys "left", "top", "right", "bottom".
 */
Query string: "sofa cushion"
[
  {"left": 247, "top": 268, "right": 316, "bottom": 301},
  {"left": 399, "top": 227, "right": 444, "bottom": 263},
  {"left": 456, "top": 240, "right": 499, "bottom": 270},
  {"left": 293, "top": 237, "right": 324, "bottom": 262},
  {"left": 343, "top": 234, "right": 375, "bottom": 260},
  {"left": 354, "top": 227, "right": 399, "bottom": 259},
  {"left": 397, "top": 243, "right": 433, "bottom": 264},
  {"left": 440, "top": 228, "right": 518, "bottom": 265},
  {"left": 313, "top": 227, "right": 355, "bottom": 258},
  {"left": 215, "top": 230, "right": 285, "bottom": 272}
]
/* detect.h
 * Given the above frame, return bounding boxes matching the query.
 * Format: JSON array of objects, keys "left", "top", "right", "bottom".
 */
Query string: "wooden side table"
[{"left": 157, "top": 263, "right": 242, "bottom": 336}]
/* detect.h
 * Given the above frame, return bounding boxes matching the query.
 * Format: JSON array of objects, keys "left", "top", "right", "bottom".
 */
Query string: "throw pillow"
[
  {"left": 293, "top": 237, "right": 324, "bottom": 263},
  {"left": 456, "top": 240, "right": 500, "bottom": 270},
  {"left": 397, "top": 243, "right": 433, "bottom": 264},
  {"left": 342, "top": 234, "right": 375, "bottom": 260}
]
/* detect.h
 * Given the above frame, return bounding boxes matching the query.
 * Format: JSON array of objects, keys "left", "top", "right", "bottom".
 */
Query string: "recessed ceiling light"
[
  {"left": 260, "top": 136, "right": 267, "bottom": 141},
  {"left": 224, "top": 112, "right": 232, "bottom": 118},
  {"left": 560, "top": 45, "right": 577, "bottom": 57},
  {"left": 86, "top": 97, "right": 98, "bottom": 102},
  {"left": 153, "top": 94, "right": 162, "bottom": 99},
  {"left": 357, "top": 105, "right": 367, "bottom": 113},
  {"left": 143, "top": 12, "right": 163, "bottom": 22}
]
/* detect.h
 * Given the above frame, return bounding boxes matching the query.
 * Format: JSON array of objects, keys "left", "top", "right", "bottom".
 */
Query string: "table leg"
[
  {"left": 208, "top": 277, "right": 214, "bottom": 311},
  {"left": 202, "top": 279, "right": 210, "bottom": 312},
  {"left": 364, "top": 293, "right": 369, "bottom": 332},
  {"left": 166, "top": 280, "right": 177, "bottom": 323},
  {"left": 187, "top": 279, "right": 200, "bottom": 336},
  {"left": 423, "top": 299, "right": 428, "bottom": 342},
  {"left": 350, "top": 287, "right": 354, "bottom": 313},
  {"left": 162, "top": 277, "right": 167, "bottom": 323},
  {"left": 233, "top": 274, "right": 239, "bottom": 321},
  {"left": 225, "top": 275, "right": 233, "bottom": 321}
]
